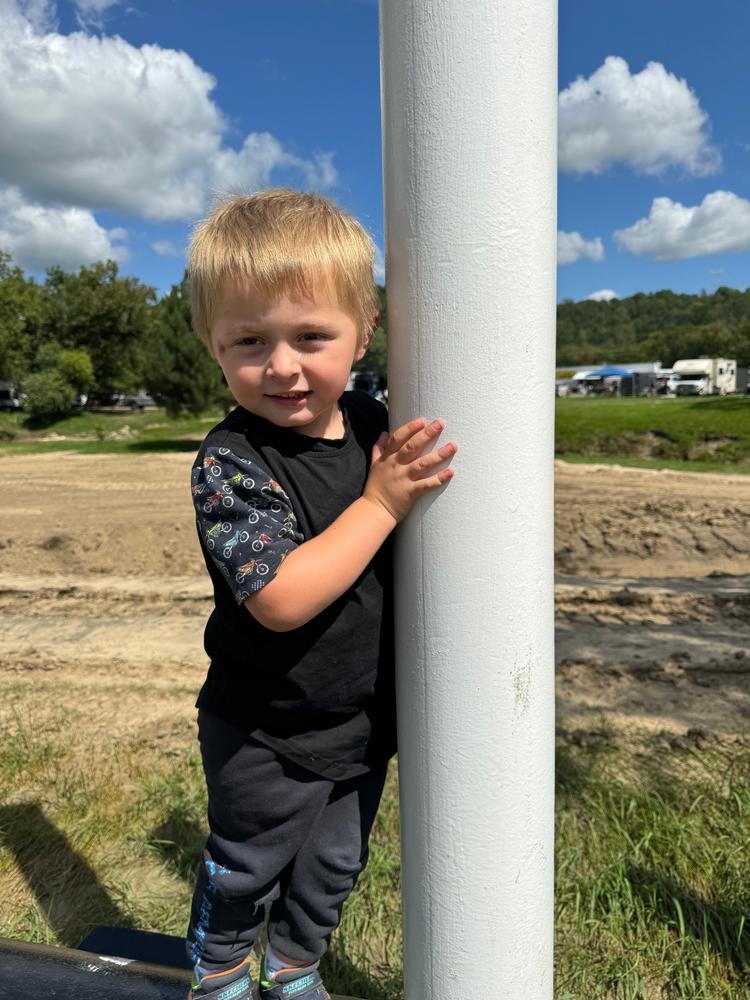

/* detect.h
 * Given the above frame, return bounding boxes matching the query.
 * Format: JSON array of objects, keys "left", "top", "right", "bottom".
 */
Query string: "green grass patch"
[
  {"left": 3, "top": 396, "right": 750, "bottom": 473},
  {"left": 0, "top": 711, "right": 57, "bottom": 783},
  {"left": 556, "top": 396, "right": 750, "bottom": 473},
  {"left": 558, "top": 453, "right": 748, "bottom": 476},
  {"left": 5, "top": 713, "right": 750, "bottom": 997},
  {"left": 0, "top": 407, "right": 225, "bottom": 456},
  {"left": 556, "top": 738, "right": 750, "bottom": 999}
]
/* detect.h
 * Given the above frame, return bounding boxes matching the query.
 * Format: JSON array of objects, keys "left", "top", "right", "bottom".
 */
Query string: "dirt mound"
[
  {"left": 1, "top": 450, "right": 750, "bottom": 745},
  {"left": 556, "top": 573, "right": 750, "bottom": 739},
  {"left": 0, "top": 451, "right": 204, "bottom": 579},
  {"left": 555, "top": 461, "right": 750, "bottom": 576},
  {"left": 3, "top": 452, "right": 749, "bottom": 580}
]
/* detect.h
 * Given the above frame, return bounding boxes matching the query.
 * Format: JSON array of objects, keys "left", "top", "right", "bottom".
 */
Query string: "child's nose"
[{"left": 267, "top": 342, "right": 301, "bottom": 379}]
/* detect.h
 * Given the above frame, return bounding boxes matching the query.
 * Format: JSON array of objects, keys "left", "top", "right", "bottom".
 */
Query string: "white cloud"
[
  {"left": 557, "top": 230, "right": 604, "bottom": 266},
  {"left": 0, "top": 1, "right": 337, "bottom": 223},
  {"left": 0, "top": 186, "right": 128, "bottom": 272},
  {"left": 151, "top": 239, "right": 182, "bottom": 257},
  {"left": 559, "top": 56, "right": 720, "bottom": 177},
  {"left": 75, "top": 0, "right": 118, "bottom": 13},
  {"left": 73, "top": 0, "right": 120, "bottom": 31},
  {"left": 614, "top": 191, "right": 750, "bottom": 260},
  {"left": 373, "top": 244, "right": 385, "bottom": 284},
  {"left": 588, "top": 289, "right": 618, "bottom": 302},
  {"left": 14, "top": 0, "right": 56, "bottom": 32}
]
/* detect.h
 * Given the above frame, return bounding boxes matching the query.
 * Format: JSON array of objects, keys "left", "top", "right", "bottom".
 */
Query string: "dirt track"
[{"left": 2, "top": 451, "right": 750, "bottom": 749}]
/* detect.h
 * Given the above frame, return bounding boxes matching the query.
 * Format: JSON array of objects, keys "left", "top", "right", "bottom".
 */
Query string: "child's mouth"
[{"left": 267, "top": 391, "right": 311, "bottom": 407}]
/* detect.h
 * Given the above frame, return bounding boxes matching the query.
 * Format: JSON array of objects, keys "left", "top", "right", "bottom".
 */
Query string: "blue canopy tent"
[
  {"left": 587, "top": 365, "right": 632, "bottom": 378},
  {"left": 584, "top": 364, "right": 636, "bottom": 396}
]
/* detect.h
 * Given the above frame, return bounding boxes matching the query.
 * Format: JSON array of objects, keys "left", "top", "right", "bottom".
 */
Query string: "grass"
[
  {"left": 0, "top": 396, "right": 750, "bottom": 473},
  {"left": 0, "top": 407, "right": 225, "bottom": 456},
  {"left": 555, "top": 736, "right": 750, "bottom": 999},
  {"left": 556, "top": 396, "right": 750, "bottom": 473},
  {"left": 2, "top": 396, "right": 750, "bottom": 474},
  {"left": 4, "top": 712, "right": 750, "bottom": 997}
]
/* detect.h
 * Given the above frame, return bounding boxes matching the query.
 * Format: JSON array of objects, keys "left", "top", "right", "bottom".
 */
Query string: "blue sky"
[{"left": 1, "top": 0, "right": 748, "bottom": 303}]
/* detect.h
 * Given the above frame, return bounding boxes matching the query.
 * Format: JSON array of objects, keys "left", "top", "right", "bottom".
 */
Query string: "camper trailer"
[{"left": 672, "top": 358, "right": 736, "bottom": 396}]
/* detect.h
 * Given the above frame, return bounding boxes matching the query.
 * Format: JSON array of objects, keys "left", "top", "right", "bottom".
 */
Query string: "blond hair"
[{"left": 188, "top": 189, "right": 379, "bottom": 353}]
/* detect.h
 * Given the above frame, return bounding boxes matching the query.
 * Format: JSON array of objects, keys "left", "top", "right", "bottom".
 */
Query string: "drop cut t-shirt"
[{"left": 190, "top": 390, "right": 395, "bottom": 780}]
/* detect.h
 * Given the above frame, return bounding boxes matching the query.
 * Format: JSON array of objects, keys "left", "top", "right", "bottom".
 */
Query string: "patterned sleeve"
[{"left": 191, "top": 444, "right": 303, "bottom": 604}]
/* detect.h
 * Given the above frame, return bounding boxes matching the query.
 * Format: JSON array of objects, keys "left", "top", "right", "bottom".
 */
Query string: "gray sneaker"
[
  {"left": 258, "top": 968, "right": 330, "bottom": 1000},
  {"left": 188, "top": 956, "right": 258, "bottom": 1000}
]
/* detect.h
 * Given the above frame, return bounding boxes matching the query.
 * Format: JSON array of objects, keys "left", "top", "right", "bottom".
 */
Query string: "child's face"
[{"left": 210, "top": 279, "right": 367, "bottom": 438}]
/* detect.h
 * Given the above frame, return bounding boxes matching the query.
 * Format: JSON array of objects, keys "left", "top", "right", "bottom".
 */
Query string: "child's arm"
[{"left": 245, "top": 417, "right": 457, "bottom": 632}]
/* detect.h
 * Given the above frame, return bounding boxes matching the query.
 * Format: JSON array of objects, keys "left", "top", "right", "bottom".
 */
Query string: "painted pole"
[{"left": 379, "top": 2, "right": 557, "bottom": 998}]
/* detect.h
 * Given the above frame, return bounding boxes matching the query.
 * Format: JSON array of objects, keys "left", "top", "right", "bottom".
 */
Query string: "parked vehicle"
[
  {"left": 672, "top": 358, "right": 736, "bottom": 396},
  {"left": 348, "top": 370, "right": 388, "bottom": 403},
  {"left": 0, "top": 381, "right": 23, "bottom": 411},
  {"left": 87, "top": 389, "right": 156, "bottom": 410},
  {"left": 123, "top": 390, "right": 156, "bottom": 410}
]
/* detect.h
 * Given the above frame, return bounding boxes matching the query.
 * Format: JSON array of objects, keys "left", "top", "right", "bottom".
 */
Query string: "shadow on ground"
[
  {"left": 0, "top": 802, "right": 134, "bottom": 946},
  {"left": 629, "top": 865, "right": 750, "bottom": 970},
  {"left": 149, "top": 811, "right": 205, "bottom": 883}
]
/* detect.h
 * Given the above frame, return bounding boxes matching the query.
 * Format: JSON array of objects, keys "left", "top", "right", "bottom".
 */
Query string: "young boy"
[{"left": 186, "top": 189, "right": 457, "bottom": 1000}]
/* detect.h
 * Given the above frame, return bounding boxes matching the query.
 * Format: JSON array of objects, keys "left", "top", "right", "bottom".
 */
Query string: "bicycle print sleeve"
[{"left": 191, "top": 446, "right": 303, "bottom": 604}]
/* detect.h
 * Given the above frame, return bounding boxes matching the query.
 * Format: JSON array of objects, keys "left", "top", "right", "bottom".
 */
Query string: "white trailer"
[{"left": 672, "top": 358, "right": 737, "bottom": 396}]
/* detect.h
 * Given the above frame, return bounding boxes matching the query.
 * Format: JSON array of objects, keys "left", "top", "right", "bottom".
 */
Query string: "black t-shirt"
[{"left": 190, "top": 390, "right": 396, "bottom": 780}]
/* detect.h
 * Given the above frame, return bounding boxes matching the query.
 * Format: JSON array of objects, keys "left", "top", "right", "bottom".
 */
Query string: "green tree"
[
  {"left": 639, "top": 323, "right": 735, "bottom": 368},
  {"left": 57, "top": 347, "right": 95, "bottom": 395},
  {"left": 43, "top": 261, "right": 155, "bottom": 396},
  {"left": 143, "top": 274, "right": 230, "bottom": 417},
  {"left": 556, "top": 287, "right": 750, "bottom": 368},
  {"left": 353, "top": 285, "right": 387, "bottom": 374},
  {"left": 34, "top": 341, "right": 95, "bottom": 395},
  {"left": 23, "top": 369, "right": 76, "bottom": 421},
  {"left": 0, "top": 251, "right": 45, "bottom": 383},
  {"left": 22, "top": 341, "right": 94, "bottom": 421},
  {"left": 355, "top": 325, "right": 387, "bottom": 373}
]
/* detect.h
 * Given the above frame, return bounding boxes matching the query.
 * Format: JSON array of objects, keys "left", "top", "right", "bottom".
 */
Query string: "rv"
[{"left": 672, "top": 358, "right": 736, "bottom": 396}]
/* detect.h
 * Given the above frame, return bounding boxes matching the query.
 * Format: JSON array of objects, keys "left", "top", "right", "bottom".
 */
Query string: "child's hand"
[{"left": 363, "top": 417, "right": 457, "bottom": 524}]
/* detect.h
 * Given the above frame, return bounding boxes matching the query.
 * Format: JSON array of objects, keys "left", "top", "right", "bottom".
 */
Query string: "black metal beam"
[
  {"left": 0, "top": 936, "right": 360, "bottom": 999},
  {"left": 0, "top": 935, "right": 190, "bottom": 999}
]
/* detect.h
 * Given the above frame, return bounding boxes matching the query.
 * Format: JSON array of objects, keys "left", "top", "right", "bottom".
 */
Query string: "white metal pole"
[{"left": 379, "top": 2, "right": 557, "bottom": 998}]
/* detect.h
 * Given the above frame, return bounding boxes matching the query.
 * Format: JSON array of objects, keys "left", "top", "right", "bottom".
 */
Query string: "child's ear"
[{"left": 357, "top": 317, "right": 378, "bottom": 360}]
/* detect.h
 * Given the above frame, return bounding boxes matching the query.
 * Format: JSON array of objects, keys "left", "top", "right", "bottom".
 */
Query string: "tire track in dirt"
[
  {"left": 1, "top": 452, "right": 749, "bottom": 747},
  {"left": 555, "top": 573, "right": 750, "bottom": 740},
  {"left": 2, "top": 570, "right": 749, "bottom": 745}
]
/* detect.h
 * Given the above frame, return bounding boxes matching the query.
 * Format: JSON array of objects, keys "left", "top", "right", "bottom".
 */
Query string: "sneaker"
[
  {"left": 258, "top": 968, "right": 331, "bottom": 1000},
  {"left": 188, "top": 956, "right": 258, "bottom": 1000}
]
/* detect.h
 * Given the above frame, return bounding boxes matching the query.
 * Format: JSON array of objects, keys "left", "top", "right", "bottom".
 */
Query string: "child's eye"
[
  {"left": 237, "top": 337, "right": 260, "bottom": 346},
  {"left": 301, "top": 332, "right": 327, "bottom": 341}
]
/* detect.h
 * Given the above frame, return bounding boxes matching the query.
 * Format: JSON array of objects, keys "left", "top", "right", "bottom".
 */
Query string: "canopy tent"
[{"left": 587, "top": 365, "right": 632, "bottom": 378}]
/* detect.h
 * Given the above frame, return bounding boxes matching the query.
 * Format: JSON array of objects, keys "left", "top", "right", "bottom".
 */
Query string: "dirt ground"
[{"left": 2, "top": 451, "right": 750, "bottom": 751}]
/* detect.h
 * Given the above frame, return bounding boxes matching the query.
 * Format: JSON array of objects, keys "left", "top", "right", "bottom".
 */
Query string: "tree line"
[
  {"left": 1, "top": 251, "right": 747, "bottom": 419},
  {"left": 0, "top": 253, "right": 387, "bottom": 420},
  {"left": 557, "top": 286, "right": 750, "bottom": 369}
]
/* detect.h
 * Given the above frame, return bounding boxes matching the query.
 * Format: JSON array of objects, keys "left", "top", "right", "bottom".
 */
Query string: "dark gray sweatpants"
[{"left": 186, "top": 710, "right": 389, "bottom": 971}]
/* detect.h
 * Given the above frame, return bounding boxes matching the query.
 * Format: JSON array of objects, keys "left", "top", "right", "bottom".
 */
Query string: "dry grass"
[{"left": 5, "top": 709, "right": 750, "bottom": 998}]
